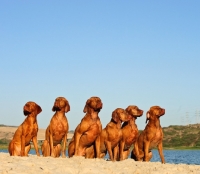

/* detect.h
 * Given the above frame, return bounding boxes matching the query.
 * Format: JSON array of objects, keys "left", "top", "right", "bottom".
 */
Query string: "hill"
[
  {"left": 0, "top": 124, "right": 200, "bottom": 149},
  {"left": 162, "top": 124, "right": 200, "bottom": 149},
  {"left": 0, "top": 126, "right": 74, "bottom": 149}
]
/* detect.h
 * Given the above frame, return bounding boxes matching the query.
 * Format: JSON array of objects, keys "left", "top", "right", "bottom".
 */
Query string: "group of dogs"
[{"left": 8, "top": 96, "right": 165, "bottom": 163}]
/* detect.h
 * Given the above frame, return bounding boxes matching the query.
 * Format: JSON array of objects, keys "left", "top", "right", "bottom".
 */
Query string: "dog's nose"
[
  {"left": 97, "top": 102, "right": 103, "bottom": 108},
  {"left": 162, "top": 109, "right": 165, "bottom": 114}
]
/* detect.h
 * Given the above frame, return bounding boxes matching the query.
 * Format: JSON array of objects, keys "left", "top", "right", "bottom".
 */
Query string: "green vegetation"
[
  {"left": 162, "top": 124, "right": 200, "bottom": 149},
  {"left": 0, "top": 124, "right": 17, "bottom": 127},
  {"left": 0, "top": 138, "right": 10, "bottom": 149}
]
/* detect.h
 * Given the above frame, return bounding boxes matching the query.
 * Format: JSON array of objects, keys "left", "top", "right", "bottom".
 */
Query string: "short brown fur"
[
  {"left": 131, "top": 106, "right": 165, "bottom": 163},
  {"left": 68, "top": 97, "right": 103, "bottom": 158},
  {"left": 98, "top": 108, "right": 129, "bottom": 161},
  {"left": 8, "top": 101, "right": 42, "bottom": 156},
  {"left": 41, "top": 97, "right": 70, "bottom": 158},
  {"left": 119, "top": 105, "right": 143, "bottom": 161}
]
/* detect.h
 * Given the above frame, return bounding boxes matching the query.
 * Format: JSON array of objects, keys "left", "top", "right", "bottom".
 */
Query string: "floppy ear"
[
  {"left": 65, "top": 101, "right": 70, "bottom": 113},
  {"left": 125, "top": 106, "right": 131, "bottom": 114},
  {"left": 37, "top": 105, "right": 42, "bottom": 114},
  {"left": 112, "top": 110, "right": 119, "bottom": 123},
  {"left": 52, "top": 106, "right": 56, "bottom": 112},
  {"left": 83, "top": 99, "right": 90, "bottom": 113},
  {"left": 83, "top": 105, "right": 87, "bottom": 113},
  {"left": 146, "top": 111, "right": 150, "bottom": 123}
]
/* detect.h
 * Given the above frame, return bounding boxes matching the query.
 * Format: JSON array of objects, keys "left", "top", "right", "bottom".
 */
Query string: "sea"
[{"left": 1, "top": 149, "right": 200, "bottom": 165}]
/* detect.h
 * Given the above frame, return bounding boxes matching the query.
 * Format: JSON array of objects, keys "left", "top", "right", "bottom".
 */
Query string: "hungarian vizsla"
[
  {"left": 8, "top": 101, "right": 42, "bottom": 156},
  {"left": 98, "top": 108, "right": 129, "bottom": 161},
  {"left": 68, "top": 96, "right": 103, "bottom": 158},
  {"left": 131, "top": 106, "right": 165, "bottom": 163},
  {"left": 41, "top": 97, "right": 70, "bottom": 158},
  {"left": 119, "top": 105, "right": 143, "bottom": 161}
]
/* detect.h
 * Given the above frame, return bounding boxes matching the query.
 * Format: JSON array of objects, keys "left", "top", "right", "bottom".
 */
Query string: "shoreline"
[{"left": 0, "top": 153, "right": 200, "bottom": 174}]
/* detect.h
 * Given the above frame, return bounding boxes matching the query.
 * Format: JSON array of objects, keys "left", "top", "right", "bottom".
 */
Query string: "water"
[{"left": 1, "top": 149, "right": 200, "bottom": 165}]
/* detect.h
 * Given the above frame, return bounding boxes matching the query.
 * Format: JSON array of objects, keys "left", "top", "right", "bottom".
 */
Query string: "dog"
[
  {"left": 68, "top": 96, "right": 103, "bottom": 158},
  {"left": 41, "top": 97, "right": 70, "bottom": 158},
  {"left": 8, "top": 101, "right": 42, "bottom": 156},
  {"left": 98, "top": 108, "right": 129, "bottom": 161},
  {"left": 119, "top": 105, "right": 143, "bottom": 161},
  {"left": 131, "top": 106, "right": 165, "bottom": 163}
]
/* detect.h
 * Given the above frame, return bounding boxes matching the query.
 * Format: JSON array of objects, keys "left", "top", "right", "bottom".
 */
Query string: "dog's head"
[
  {"left": 83, "top": 96, "right": 103, "bottom": 113},
  {"left": 23, "top": 102, "right": 42, "bottom": 116},
  {"left": 125, "top": 105, "right": 143, "bottom": 120},
  {"left": 146, "top": 106, "right": 165, "bottom": 123},
  {"left": 52, "top": 97, "right": 70, "bottom": 113},
  {"left": 112, "top": 108, "right": 129, "bottom": 123}
]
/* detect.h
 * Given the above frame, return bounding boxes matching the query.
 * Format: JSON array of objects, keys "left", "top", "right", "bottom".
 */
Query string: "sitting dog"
[
  {"left": 98, "top": 108, "right": 129, "bottom": 161},
  {"left": 68, "top": 96, "right": 103, "bottom": 158},
  {"left": 41, "top": 97, "right": 70, "bottom": 158},
  {"left": 119, "top": 105, "right": 143, "bottom": 161},
  {"left": 8, "top": 101, "right": 42, "bottom": 156},
  {"left": 131, "top": 106, "right": 165, "bottom": 163}
]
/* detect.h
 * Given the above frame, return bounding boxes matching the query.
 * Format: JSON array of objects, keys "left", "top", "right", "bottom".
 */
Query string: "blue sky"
[{"left": 0, "top": 1, "right": 200, "bottom": 130}]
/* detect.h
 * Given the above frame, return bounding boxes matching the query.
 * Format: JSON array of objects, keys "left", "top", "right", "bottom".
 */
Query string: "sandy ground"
[{"left": 0, "top": 153, "right": 200, "bottom": 174}]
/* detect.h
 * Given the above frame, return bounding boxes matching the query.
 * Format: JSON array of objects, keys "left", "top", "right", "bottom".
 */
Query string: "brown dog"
[
  {"left": 41, "top": 97, "right": 70, "bottom": 158},
  {"left": 68, "top": 96, "right": 103, "bottom": 158},
  {"left": 98, "top": 108, "right": 129, "bottom": 161},
  {"left": 131, "top": 106, "right": 165, "bottom": 163},
  {"left": 8, "top": 102, "right": 42, "bottom": 156},
  {"left": 119, "top": 105, "right": 143, "bottom": 161}
]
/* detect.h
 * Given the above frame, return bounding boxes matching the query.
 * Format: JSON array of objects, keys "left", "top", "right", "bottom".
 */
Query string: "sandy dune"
[{"left": 0, "top": 127, "right": 73, "bottom": 140}]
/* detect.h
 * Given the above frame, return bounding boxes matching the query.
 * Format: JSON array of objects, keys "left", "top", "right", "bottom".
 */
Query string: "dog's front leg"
[
  {"left": 143, "top": 140, "right": 150, "bottom": 162},
  {"left": 32, "top": 136, "right": 40, "bottom": 156},
  {"left": 62, "top": 134, "right": 67, "bottom": 158},
  {"left": 157, "top": 141, "right": 165, "bottom": 163},
  {"left": 133, "top": 140, "right": 140, "bottom": 161},
  {"left": 21, "top": 132, "right": 26, "bottom": 156},
  {"left": 105, "top": 141, "right": 113, "bottom": 161},
  {"left": 119, "top": 140, "right": 125, "bottom": 161},
  {"left": 113, "top": 144, "right": 119, "bottom": 161},
  {"left": 95, "top": 136, "right": 100, "bottom": 158},
  {"left": 74, "top": 132, "right": 82, "bottom": 156},
  {"left": 49, "top": 128, "right": 55, "bottom": 157}
]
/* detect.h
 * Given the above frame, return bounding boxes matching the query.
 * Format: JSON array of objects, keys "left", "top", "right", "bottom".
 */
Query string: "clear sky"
[{"left": 0, "top": 1, "right": 200, "bottom": 131}]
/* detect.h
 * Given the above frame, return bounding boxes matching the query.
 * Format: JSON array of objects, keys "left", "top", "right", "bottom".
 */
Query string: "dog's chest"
[
  {"left": 80, "top": 122, "right": 100, "bottom": 144},
  {"left": 54, "top": 122, "right": 68, "bottom": 133},
  {"left": 25, "top": 125, "right": 38, "bottom": 142},
  {"left": 125, "top": 128, "right": 138, "bottom": 144},
  {"left": 86, "top": 122, "right": 100, "bottom": 137},
  {"left": 108, "top": 127, "right": 122, "bottom": 145},
  {"left": 150, "top": 129, "right": 163, "bottom": 147}
]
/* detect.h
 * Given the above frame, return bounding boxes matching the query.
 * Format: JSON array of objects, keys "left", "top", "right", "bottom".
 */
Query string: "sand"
[{"left": 0, "top": 153, "right": 200, "bottom": 174}]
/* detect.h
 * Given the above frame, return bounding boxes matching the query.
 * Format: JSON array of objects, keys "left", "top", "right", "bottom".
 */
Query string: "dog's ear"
[
  {"left": 83, "top": 99, "right": 90, "bottom": 113},
  {"left": 37, "top": 105, "right": 42, "bottom": 114},
  {"left": 146, "top": 111, "right": 150, "bottom": 123},
  {"left": 52, "top": 106, "right": 56, "bottom": 112},
  {"left": 125, "top": 106, "right": 131, "bottom": 114},
  {"left": 65, "top": 101, "right": 70, "bottom": 113},
  {"left": 112, "top": 110, "right": 119, "bottom": 123}
]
